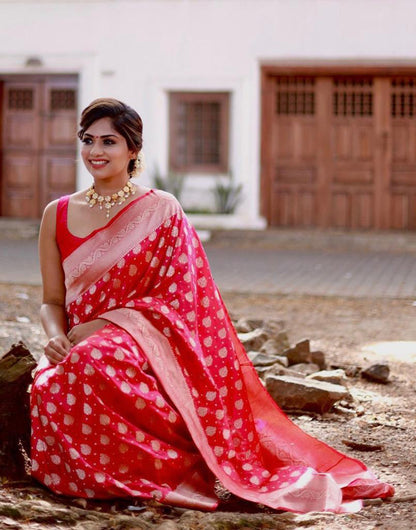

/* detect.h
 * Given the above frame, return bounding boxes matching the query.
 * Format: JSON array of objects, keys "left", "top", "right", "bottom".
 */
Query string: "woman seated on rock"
[{"left": 31, "top": 97, "right": 394, "bottom": 513}]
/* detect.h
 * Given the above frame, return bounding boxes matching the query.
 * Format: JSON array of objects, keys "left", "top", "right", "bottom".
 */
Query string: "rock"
[
  {"left": 235, "top": 318, "right": 265, "bottom": 333},
  {"left": 361, "top": 363, "right": 390, "bottom": 384},
  {"left": 310, "top": 350, "right": 327, "bottom": 370},
  {"left": 237, "top": 328, "right": 269, "bottom": 351},
  {"left": 260, "top": 337, "right": 288, "bottom": 356},
  {"left": 247, "top": 352, "right": 286, "bottom": 367},
  {"left": 331, "top": 363, "right": 361, "bottom": 378},
  {"left": 263, "top": 318, "right": 286, "bottom": 332},
  {"left": 289, "top": 363, "right": 321, "bottom": 376},
  {"left": 262, "top": 364, "right": 307, "bottom": 379},
  {"left": 265, "top": 375, "right": 351, "bottom": 414},
  {"left": 284, "top": 339, "right": 311, "bottom": 365},
  {"left": 307, "top": 369, "right": 348, "bottom": 386},
  {"left": 0, "top": 342, "right": 36, "bottom": 479},
  {"left": 262, "top": 320, "right": 288, "bottom": 338},
  {"left": 295, "top": 339, "right": 310, "bottom": 353},
  {"left": 156, "top": 521, "right": 179, "bottom": 530}
]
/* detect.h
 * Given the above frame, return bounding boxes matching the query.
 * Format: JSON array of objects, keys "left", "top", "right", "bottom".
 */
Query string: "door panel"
[
  {"left": 390, "top": 78, "right": 416, "bottom": 229},
  {"left": 1, "top": 83, "right": 40, "bottom": 217},
  {"left": 1, "top": 75, "right": 77, "bottom": 218},
  {"left": 270, "top": 77, "right": 318, "bottom": 227},
  {"left": 41, "top": 155, "right": 76, "bottom": 205},
  {"left": 330, "top": 77, "right": 376, "bottom": 229},
  {"left": 39, "top": 79, "right": 77, "bottom": 213},
  {"left": 3, "top": 153, "right": 39, "bottom": 217}
]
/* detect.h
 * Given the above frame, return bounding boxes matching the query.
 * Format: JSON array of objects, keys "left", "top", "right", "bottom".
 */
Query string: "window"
[
  {"left": 333, "top": 77, "right": 373, "bottom": 117},
  {"left": 169, "top": 92, "right": 229, "bottom": 173},
  {"left": 391, "top": 78, "right": 416, "bottom": 118},
  {"left": 275, "top": 76, "right": 315, "bottom": 115}
]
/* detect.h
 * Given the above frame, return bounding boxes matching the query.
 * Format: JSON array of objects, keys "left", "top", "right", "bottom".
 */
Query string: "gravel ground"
[{"left": 1, "top": 283, "right": 416, "bottom": 529}]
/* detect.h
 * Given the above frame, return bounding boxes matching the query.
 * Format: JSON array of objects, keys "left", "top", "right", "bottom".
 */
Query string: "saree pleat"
[{"left": 31, "top": 189, "right": 394, "bottom": 513}]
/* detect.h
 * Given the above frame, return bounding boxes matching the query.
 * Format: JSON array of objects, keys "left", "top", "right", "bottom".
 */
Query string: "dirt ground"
[{"left": 1, "top": 282, "right": 416, "bottom": 529}]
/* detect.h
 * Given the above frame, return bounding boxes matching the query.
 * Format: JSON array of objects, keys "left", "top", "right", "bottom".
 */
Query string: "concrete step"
[{"left": 208, "top": 228, "right": 416, "bottom": 253}]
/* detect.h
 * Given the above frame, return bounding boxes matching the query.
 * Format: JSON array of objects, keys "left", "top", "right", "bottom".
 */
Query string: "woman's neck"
[{"left": 92, "top": 177, "right": 130, "bottom": 196}]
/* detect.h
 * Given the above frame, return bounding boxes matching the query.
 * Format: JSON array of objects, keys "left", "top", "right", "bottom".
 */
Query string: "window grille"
[
  {"left": 275, "top": 76, "right": 315, "bottom": 115},
  {"left": 169, "top": 92, "right": 229, "bottom": 173},
  {"left": 8, "top": 89, "right": 34, "bottom": 110},
  {"left": 50, "top": 89, "right": 76, "bottom": 111},
  {"left": 333, "top": 77, "right": 373, "bottom": 117},
  {"left": 391, "top": 78, "right": 416, "bottom": 118}
]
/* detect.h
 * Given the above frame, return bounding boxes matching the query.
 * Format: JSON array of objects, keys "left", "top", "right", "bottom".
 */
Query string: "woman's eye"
[
  {"left": 104, "top": 139, "right": 115, "bottom": 145},
  {"left": 81, "top": 138, "right": 92, "bottom": 145}
]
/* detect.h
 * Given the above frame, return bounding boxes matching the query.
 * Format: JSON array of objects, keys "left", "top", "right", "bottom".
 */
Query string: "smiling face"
[{"left": 80, "top": 117, "right": 136, "bottom": 186}]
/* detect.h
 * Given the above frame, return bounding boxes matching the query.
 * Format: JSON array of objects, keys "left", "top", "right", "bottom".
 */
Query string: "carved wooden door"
[
  {"left": 262, "top": 70, "right": 416, "bottom": 230},
  {"left": 390, "top": 78, "right": 416, "bottom": 229},
  {"left": 1, "top": 82, "right": 41, "bottom": 218},
  {"left": 329, "top": 77, "right": 376, "bottom": 228},
  {"left": 1, "top": 75, "right": 77, "bottom": 218},
  {"left": 268, "top": 76, "right": 319, "bottom": 226}
]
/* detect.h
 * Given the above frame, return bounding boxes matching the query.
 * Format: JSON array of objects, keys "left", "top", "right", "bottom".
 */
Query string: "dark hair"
[{"left": 78, "top": 98, "right": 143, "bottom": 175}]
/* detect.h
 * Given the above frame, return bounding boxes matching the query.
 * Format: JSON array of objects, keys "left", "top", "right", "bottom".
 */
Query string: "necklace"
[{"left": 85, "top": 181, "right": 136, "bottom": 218}]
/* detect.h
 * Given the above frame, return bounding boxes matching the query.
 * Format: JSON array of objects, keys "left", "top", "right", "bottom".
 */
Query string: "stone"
[
  {"left": 262, "top": 364, "right": 307, "bottom": 379},
  {"left": 307, "top": 369, "right": 348, "bottom": 386},
  {"left": 265, "top": 375, "right": 351, "bottom": 414},
  {"left": 234, "top": 318, "right": 252, "bottom": 333},
  {"left": 0, "top": 342, "right": 36, "bottom": 479},
  {"left": 235, "top": 318, "right": 265, "bottom": 333},
  {"left": 290, "top": 363, "right": 321, "bottom": 376},
  {"left": 331, "top": 363, "right": 361, "bottom": 378},
  {"left": 155, "top": 521, "right": 179, "bottom": 530},
  {"left": 361, "top": 363, "right": 390, "bottom": 384},
  {"left": 295, "top": 339, "right": 310, "bottom": 354},
  {"left": 248, "top": 351, "right": 285, "bottom": 367},
  {"left": 310, "top": 350, "right": 327, "bottom": 370},
  {"left": 237, "top": 328, "right": 269, "bottom": 351},
  {"left": 262, "top": 319, "right": 287, "bottom": 335},
  {"left": 260, "top": 337, "right": 288, "bottom": 356},
  {"left": 284, "top": 339, "right": 312, "bottom": 365}
]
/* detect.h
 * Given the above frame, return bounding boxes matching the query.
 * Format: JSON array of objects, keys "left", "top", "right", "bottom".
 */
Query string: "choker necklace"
[{"left": 85, "top": 181, "right": 136, "bottom": 218}]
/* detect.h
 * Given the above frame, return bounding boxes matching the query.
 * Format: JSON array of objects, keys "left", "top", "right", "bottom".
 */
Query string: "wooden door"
[
  {"left": 1, "top": 75, "right": 77, "bottom": 218},
  {"left": 268, "top": 76, "right": 319, "bottom": 226},
  {"left": 261, "top": 68, "right": 416, "bottom": 230},
  {"left": 390, "top": 77, "right": 416, "bottom": 229},
  {"left": 330, "top": 76, "right": 376, "bottom": 229},
  {"left": 1, "top": 82, "right": 42, "bottom": 218}
]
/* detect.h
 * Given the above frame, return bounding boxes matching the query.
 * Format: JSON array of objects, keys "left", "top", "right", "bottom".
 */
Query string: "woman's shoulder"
[
  {"left": 150, "top": 188, "right": 183, "bottom": 213},
  {"left": 41, "top": 193, "right": 73, "bottom": 218}
]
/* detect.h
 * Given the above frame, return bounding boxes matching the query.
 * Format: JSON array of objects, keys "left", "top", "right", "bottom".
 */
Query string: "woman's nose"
[{"left": 90, "top": 142, "right": 103, "bottom": 156}]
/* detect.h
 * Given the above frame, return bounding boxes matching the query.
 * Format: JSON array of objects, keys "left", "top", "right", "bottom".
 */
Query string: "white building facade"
[{"left": 1, "top": 0, "right": 416, "bottom": 229}]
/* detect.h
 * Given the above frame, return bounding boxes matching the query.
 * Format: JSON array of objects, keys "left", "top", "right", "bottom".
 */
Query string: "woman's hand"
[
  {"left": 67, "top": 319, "right": 109, "bottom": 346},
  {"left": 44, "top": 334, "right": 72, "bottom": 365}
]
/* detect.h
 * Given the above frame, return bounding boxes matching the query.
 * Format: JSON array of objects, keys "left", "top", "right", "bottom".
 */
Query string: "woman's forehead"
[{"left": 84, "top": 117, "right": 119, "bottom": 136}]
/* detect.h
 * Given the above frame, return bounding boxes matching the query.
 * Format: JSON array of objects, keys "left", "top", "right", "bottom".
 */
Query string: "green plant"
[
  {"left": 212, "top": 178, "right": 243, "bottom": 214},
  {"left": 152, "top": 166, "right": 185, "bottom": 201}
]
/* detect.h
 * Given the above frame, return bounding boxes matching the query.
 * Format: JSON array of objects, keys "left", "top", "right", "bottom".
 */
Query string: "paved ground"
[
  {"left": 206, "top": 246, "right": 416, "bottom": 298},
  {"left": 0, "top": 221, "right": 415, "bottom": 299}
]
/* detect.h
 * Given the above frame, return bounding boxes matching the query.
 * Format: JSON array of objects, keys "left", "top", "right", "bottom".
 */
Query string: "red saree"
[{"left": 31, "top": 189, "right": 394, "bottom": 513}]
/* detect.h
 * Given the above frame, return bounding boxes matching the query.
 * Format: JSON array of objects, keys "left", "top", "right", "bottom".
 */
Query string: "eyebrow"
[{"left": 83, "top": 133, "right": 119, "bottom": 139}]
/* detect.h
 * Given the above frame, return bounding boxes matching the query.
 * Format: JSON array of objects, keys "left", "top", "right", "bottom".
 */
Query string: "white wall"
[{"left": 1, "top": 0, "right": 416, "bottom": 226}]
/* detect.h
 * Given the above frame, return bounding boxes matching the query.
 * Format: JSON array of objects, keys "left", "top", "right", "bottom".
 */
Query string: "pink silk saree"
[{"left": 31, "top": 189, "right": 394, "bottom": 513}]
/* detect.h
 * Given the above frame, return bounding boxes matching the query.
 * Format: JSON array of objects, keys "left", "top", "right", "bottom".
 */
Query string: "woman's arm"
[{"left": 38, "top": 201, "right": 72, "bottom": 364}]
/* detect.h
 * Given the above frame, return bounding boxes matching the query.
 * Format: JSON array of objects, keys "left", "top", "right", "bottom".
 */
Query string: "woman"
[{"left": 31, "top": 98, "right": 393, "bottom": 513}]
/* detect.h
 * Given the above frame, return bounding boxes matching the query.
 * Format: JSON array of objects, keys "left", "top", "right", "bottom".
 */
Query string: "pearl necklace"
[{"left": 85, "top": 181, "right": 136, "bottom": 218}]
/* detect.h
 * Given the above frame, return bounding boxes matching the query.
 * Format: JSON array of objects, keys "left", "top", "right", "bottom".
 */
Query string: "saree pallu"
[{"left": 31, "top": 189, "right": 394, "bottom": 513}]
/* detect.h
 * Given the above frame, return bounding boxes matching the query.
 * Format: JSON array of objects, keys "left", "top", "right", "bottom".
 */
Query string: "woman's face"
[{"left": 81, "top": 117, "right": 135, "bottom": 184}]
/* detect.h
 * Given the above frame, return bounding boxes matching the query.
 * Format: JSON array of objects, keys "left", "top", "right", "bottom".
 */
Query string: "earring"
[{"left": 130, "top": 151, "right": 145, "bottom": 177}]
